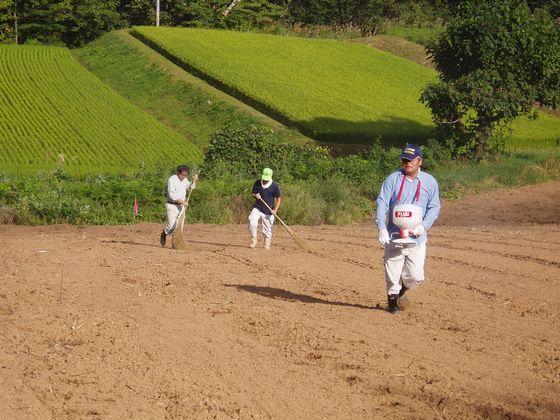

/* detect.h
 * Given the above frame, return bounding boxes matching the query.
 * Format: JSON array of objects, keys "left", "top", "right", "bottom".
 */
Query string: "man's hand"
[
  {"left": 255, "top": 193, "right": 261, "bottom": 200},
  {"left": 378, "top": 229, "right": 391, "bottom": 245},
  {"left": 192, "top": 173, "right": 199, "bottom": 182},
  {"left": 177, "top": 199, "right": 186, "bottom": 205},
  {"left": 412, "top": 224, "right": 426, "bottom": 236},
  {"left": 271, "top": 209, "right": 277, "bottom": 215}
]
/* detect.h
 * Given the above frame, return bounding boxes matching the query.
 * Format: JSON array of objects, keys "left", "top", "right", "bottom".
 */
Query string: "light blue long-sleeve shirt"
[{"left": 375, "top": 169, "right": 441, "bottom": 245}]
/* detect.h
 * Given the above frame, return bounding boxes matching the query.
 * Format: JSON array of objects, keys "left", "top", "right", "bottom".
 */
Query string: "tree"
[
  {"left": 421, "top": 0, "right": 560, "bottom": 159},
  {"left": 0, "top": 0, "right": 15, "bottom": 43},
  {"left": 62, "top": 0, "right": 120, "bottom": 47}
]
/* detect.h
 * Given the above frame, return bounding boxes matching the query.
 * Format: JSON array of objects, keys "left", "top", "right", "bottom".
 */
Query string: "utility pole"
[
  {"left": 156, "top": 0, "right": 160, "bottom": 27},
  {"left": 14, "top": 0, "right": 18, "bottom": 44}
]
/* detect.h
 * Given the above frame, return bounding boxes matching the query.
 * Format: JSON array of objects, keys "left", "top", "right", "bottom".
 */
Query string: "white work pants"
[
  {"left": 164, "top": 203, "right": 183, "bottom": 235},
  {"left": 248, "top": 208, "right": 275, "bottom": 239},
  {"left": 384, "top": 242, "right": 427, "bottom": 295}
]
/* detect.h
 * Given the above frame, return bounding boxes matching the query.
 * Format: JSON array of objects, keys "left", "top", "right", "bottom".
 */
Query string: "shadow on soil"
[
  {"left": 302, "top": 116, "right": 433, "bottom": 150},
  {"left": 225, "top": 284, "right": 385, "bottom": 311},
  {"left": 101, "top": 239, "right": 161, "bottom": 248}
]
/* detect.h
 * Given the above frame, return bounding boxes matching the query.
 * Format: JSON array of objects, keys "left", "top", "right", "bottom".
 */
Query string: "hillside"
[
  {"left": 0, "top": 45, "right": 201, "bottom": 175},
  {"left": 75, "top": 30, "right": 312, "bottom": 151},
  {"left": 132, "top": 26, "right": 436, "bottom": 145},
  {"left": 132, "top": 26, "right": 560, "bottom": 150}
]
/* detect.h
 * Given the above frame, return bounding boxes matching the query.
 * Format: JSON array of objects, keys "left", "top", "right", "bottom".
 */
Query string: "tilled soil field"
[{"left": 1, "top": 182, "right": 559, "bottom": 419}]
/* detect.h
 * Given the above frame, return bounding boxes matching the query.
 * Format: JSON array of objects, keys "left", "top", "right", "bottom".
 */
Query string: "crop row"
[
  {"left": 0, "top": 45, "right": 202, "bottom": 175},
  {"left": 132, "top": 27, "right": 560, "bottom": 149}
]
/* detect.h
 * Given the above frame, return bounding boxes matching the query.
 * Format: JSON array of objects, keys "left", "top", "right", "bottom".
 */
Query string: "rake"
[
  {"left": 258, "top": 197, "right": 311, "bottom": 252},
  {"left": 172, "top": 185, "right": 194, "bottom": 250}
]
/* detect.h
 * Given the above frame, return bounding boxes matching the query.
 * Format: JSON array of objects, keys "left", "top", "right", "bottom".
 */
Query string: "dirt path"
[{"left": 1, "top": 182, "right": 559, "bottom": 419}]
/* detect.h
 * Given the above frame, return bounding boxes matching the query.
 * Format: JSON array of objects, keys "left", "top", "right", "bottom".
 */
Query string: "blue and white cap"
[{"left": 400, "top": 144, "right": 423, "bottom": 161}]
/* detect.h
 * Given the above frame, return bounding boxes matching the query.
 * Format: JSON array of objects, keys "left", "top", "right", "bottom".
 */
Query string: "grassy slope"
[
  {"left": 353, "top": 35, "right": 434, "bottom": 69},
  {"left": 132, "top": 26, "right": 560, "bottom": 150},
  {"left": 74, "top": 30, "right": 312, "bottom": 151},
  {"left": 380, "top": 24, "right": 445, "bottom": 47},
  {"left": 0, "top": 45, "right": 201, "bottom": 175},
  {"left": 132, "top": 26, "right": 437, "bottom": 145}
]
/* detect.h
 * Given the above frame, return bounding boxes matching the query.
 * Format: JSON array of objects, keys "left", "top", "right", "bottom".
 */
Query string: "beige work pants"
[{"left": 384, "top": 241, "right": 427, "bottom": 295}]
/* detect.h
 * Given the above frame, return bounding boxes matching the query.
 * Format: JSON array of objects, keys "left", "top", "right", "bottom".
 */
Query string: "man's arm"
[
  {"left": 272, "top": 196, "right": 282, "bottom": 214},
  {"left": 251, "top": 181, "right": 261, "bottom": 200},
  {"left": 375, "top": 176, "right": 395, "bottom": 231},
  {"left": 422, "top": 179, "right": 441, "bottom": 230}
]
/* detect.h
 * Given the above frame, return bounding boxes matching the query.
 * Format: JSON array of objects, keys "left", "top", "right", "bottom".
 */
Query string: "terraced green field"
[
  {"left": 0, "top": 45, "right": 201, "bottom": 175},
  {"left": 132, "top": 26, "right": 560, "bottom": 149},
  {"left": 132, "top": 26, "right": 436, "bottom": 145}
]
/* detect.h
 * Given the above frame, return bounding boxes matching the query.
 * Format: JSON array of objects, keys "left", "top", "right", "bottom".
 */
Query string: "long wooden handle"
[
  {"left": 185, "top": 183, "right": 194, "bottom": 206},
  {"left": 258, "top": 197, "right": 287, "bottom": 227}
]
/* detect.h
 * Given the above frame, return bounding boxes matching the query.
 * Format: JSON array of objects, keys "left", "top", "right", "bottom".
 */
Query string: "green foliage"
[
  {"left": 431, "top": 150, "right": 560, "bottom": 199},
  {"left": 0, "top": 0, "right": 15, "bottom": 43},
  {"left": 4, "top": 0, "right": 120, "bottom": 47},
  {"left": 0, "top": 44, "right": 201, "bottom": 175},
  {"left": 132, "top": 26, "right": 436, "bottom": 145},
  {"left": 132, "top": 26, "right": 560, "bottom": 150},
  {"left": 201, "top": 120, "right": 330, "bottom": 180},
  {"left": 0, "top": 0, "right": 453, "bottom": 47},
  {"left": 381, "top": 23, "right": 444, "bottom": 46},
  {"left": 421, "top": 0, "right": 560, "bottom": 159},
  {"left": 3, "top": 149, "right": 560, "bottom": 226}
]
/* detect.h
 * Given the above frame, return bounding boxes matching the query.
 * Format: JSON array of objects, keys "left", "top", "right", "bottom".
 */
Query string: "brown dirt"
[{"left": 1, "top": 182, "right": 560, "bottom": 419}]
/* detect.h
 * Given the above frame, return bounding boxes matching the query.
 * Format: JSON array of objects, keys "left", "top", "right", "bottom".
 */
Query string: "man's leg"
[
  {"left": 262, "top": 214, "right": 275, "bottom": 249},
  {"left": 248, "top": 208, "right": 260, "bottom": 248},
  {"left": 384, "top": 243, "right": 406, "bottom": 313},
  {"left": 401, "top": 242, "right": 427, "bottom": 291},
  {"left": 161, "top": 204, "right": 180, "bottom": 246}
]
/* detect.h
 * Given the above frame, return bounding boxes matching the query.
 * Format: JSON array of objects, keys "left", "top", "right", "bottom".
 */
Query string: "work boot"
[
  {"left": 264, "top": 237, "right": 271, "bottom": 250},
  {"left": 250, "top": 236, "right": 257, "bottom": 249},
  {"left": 387, "top": 294, "right": 399, "bottom": 314},
  {"left": 159, "top": 231, "right": 167, "bottom": 247},
  {"left": 399, "top": 285, "right": 408, "bottom": 297}
]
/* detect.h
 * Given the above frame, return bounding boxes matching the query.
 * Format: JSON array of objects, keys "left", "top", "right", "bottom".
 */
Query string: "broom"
[
  {"left": 258, "top": 197, "right": 311, "bottom": 252},
  {"left": 171, "top": 184, "right": 194, "bottom": 250}
]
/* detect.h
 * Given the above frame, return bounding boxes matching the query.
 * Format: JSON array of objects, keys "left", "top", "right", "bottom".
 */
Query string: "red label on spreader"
[{"left": 395, "top": 211, "right": 412, "bottom": 218}]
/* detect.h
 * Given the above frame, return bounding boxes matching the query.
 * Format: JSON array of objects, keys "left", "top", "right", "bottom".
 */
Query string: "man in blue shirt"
[
  {"left": 375, "top": 144, "right": 441, "bottom": 314},
  {"left": 249, "top": 167, "right": 282, "bottom": 249}
]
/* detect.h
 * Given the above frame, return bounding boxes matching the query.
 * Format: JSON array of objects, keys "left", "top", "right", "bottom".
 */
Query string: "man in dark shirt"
[{"left": 249, "top": 167, "right": 282, "bottom": 249}]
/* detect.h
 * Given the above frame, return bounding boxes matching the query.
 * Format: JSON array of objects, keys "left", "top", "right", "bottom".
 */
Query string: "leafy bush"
[{"left": 421, "top": 1, "right": 560, "bottom": 159}]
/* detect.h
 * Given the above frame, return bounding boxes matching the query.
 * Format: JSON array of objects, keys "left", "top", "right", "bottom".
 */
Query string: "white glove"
[
  {"left": 255, "top": 193, "right": 261, "bottom": 200},
  {"left": 412, "top": 224, "right": 426, "bottom": 236},
  {"left": 378, "top": 229, "right": 391, "bottom": 245}
]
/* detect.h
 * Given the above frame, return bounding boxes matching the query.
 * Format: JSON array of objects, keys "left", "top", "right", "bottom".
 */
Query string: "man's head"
[
  {"left": 400, "top": 144, "right": 423, "bottom": 177},
  {"left": 261, "top": 167, "right": 273, "bottom": 182},
  {"left": 176, "top": 165, "right": 189, "bottom": 181}
]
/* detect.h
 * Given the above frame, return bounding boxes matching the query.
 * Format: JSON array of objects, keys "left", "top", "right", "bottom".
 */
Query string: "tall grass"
[
  {"left": 74, "top": 31, "right": 310, "bottom": 151},
  {"left": 131, "top": 27, "right": 560, "bottom": 150},
  {"left": 2, "top": 150, "right": 559, "bottom": 226},
  {"left": 132, "top": 26, "right": 437, "bottom": 145},
  {"left": 381, "top": 24, "right": 444, "bottom": 46},
  {"left": 0, "top": 44, "right": 201, "bottom": 175}
]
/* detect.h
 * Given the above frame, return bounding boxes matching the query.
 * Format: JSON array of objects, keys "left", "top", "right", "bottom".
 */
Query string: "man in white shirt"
[{"left": 160, "top": 165, "right": 197, "bottom": 247}]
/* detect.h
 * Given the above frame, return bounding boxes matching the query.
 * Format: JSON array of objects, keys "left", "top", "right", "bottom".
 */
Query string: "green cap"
[{"left": 261, "top": 167, "right": 273, "bottom": 181}]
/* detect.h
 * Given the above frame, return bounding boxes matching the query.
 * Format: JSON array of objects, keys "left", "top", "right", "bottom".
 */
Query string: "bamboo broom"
[
  {"left": 172, "top": 184, "right": 194, "bottom": 250},
  {"left": 258, "top": 197, "right": 311, "bottom": 252}
]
